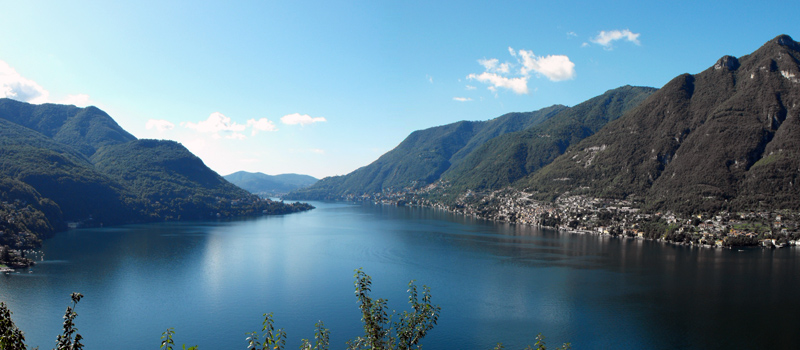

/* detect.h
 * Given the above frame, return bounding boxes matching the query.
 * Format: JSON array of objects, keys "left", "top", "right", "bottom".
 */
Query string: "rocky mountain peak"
[
  {"left": 772, "top": 34, "right": 798, "bottom": 50},
  {"left": 714, "top": 55, "right": 740, "bottom": 71}
]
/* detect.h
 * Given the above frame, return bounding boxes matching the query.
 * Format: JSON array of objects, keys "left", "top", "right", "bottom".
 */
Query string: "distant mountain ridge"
[
  {"left": 287, "top": 104, "right": 569, "bottom": 199},
  {"left": 288, "top": 85, "right": 655, "bottom": 200},
  {"left": 0, "top": 98, "right": 312, "bottom": 249},
  {"left": 224, "top": 171, "right": 318, "bottom": 196}
]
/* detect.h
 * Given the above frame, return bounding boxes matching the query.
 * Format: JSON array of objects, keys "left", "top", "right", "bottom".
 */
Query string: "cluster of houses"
[{"left": 342, "top": 184, "right": 800, "bottom": 249}]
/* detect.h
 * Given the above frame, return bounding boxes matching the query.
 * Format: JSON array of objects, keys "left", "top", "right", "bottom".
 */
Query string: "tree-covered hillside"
[
  {"left": 0, "top": 99, "right": 313, "bottom": 252},
  {"left": 286, "top": 105, "right": 568, "bottom": 200},
  {"left": 441, "top": 85, "right": 656, "bottom": 191}
]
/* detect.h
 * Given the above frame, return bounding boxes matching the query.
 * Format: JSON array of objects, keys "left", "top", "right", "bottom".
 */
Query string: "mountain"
[
  {"left": 287, "top": 105, "right": 568, "bottom": 199},
  {"left": 0, "top": 99, "right": 136, "bottom": 158},
  {"left": 0, "top": 99, "right": 312, "bottom": 249},
  {"left": 288, "top": 86, "right": 655, "bottom": 200},
  {"left": 523, "top": 34, "right": 800, "bottom": 213},
  {"left": 440, "top": 85, "right": 656, "bottom": 191},
  {"left": 223, "top": 171, "right": 318, "bottom": 196}
]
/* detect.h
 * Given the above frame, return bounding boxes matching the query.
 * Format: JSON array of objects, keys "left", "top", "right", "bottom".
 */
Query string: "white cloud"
[
  {"left": 426, "top": 74, "right": 434, "bottom": 83},
  {"left": 478, "top": 58, "right": 510, "bottom": 74},
  {"left": 590, "top": 29, "right": 641, "bottom": 48},
  {"left": 0, "top": 60, "right": 95, "bottom": 106},
  {"left": 181, "top": 112, "right": 246, "bottom": 134},
  {"left": 468, "top": 72, "right": 528, "bottom": 94},
  {"left": 468, "top": 47, "right": 575, "bottom": 94},
  {"left": 567, "top": 31, "right": 578, "bottom": 37},
  {"left": 453, "top": 97, "right": 473, "bottom": 102},
  {"left": 145, "top": 119, "right": 175, "bottom": 132},
  {"left": 226, "top": 133, "right": 247, "bottom": 140},
  {"left": 517, "top": 50, "right": 576, "bottom": 81},
  {"left": 281, "top": 113, "right": 327, "bottom": 125},
  {"left": 247, "top": 118, "right": 278, "bottom": 135},
  {"left": 465, "top": 85, "right": 477, "bottom": 90},
  {"left": 310, "top": 148, "right": 325, "bottom": 154},
  {"left": 0, "top": 60, "right": 50, "bottom": 104}
]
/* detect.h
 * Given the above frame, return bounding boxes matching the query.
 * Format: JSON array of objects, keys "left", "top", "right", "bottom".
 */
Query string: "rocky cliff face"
[{"left": 524, "top": 34, "right": 800, "bottom": 213}]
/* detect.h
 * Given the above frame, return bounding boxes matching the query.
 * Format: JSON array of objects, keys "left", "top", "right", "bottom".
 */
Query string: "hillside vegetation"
[
  {"left": 0, "top": 99, "right": 312, "bottom": 252},
  {"left": 288, "top": 86, "right": 655, "bottom": 201}
]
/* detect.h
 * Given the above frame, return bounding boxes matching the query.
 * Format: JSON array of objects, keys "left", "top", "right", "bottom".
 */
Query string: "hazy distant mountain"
[
  {"left": 224, "top": 171, "right": 318, "bottom": 196},
  {"left": 0, "top": 99, "right": 312, "bottom": 248},
  {"left": 523, "top": 34, "right": 800, "bottom": 213}
]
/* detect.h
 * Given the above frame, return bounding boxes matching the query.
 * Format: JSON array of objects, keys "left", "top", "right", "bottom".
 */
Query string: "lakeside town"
[{"left": 338, "top": 183, "right": 800, "bottom": 249}]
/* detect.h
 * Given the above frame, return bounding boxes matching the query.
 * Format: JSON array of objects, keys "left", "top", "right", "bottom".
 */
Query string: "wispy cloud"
[
  {"left": 467, "top": 72, "right": 529, "bottom": 94},
  {"left": 465, "top": 85, "right": 477, "bottom": 90},
  {"left": 181, "top": 113, "right": 282, "bottom": 139},
  {"left": 590, "top": 29, "right": 641, "bottom": 48},
  {"left": 281, "top": 113, "right": 327, "bottom": 126},
  {"left": 0, "top": 60, "right": 49, "bottom": 104},
  {"left": 517, "top": 50, "right": 576, "bottom": 82},
  {"left": 0, "top": 60, "right": 93, "bottom": 106},
  {"left": 426, "top": 74, "right": 434, "bottom": 83},
  {"left": 468, "top": 47, "right": 575, "bottom": 94},
  {"left": 247, "top": 118, "right": 277, "bottom": 135},
  {"left": 182, "top": 112, "right": 246, "bottom": 135},
  {"left": 145, "top": 119, "right": 175, "bottom": 132},
  {"left": 453, "top": 97, "right": 473, "bottom": 102}
]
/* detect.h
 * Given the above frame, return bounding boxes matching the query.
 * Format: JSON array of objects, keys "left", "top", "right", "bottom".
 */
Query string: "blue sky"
[{"left": 0, "top": 1, "right": 797, "bottom": 178}]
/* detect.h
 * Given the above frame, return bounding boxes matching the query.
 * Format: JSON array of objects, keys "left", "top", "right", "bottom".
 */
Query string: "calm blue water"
[{"left": 2, "top": 201, "right": 800, "bottom": 349}]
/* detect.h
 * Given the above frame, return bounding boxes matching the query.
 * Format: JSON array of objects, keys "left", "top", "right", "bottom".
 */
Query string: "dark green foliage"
[
  {"left": 300, "top": 322, "right": 330, "bottom": 350},
  {"left": 246, "top": 313, "right": 286, "bottom": 350},
  {"left": 0, "top": 302, "right": 26, "bottom": 350},
  {"left": 347, "top": 268, "right": 441, "bottom": 350},
  {"left": 55, "top": 292, "right": 84, "bottom": 350},
  {"left": 160, "top": 328, "right": 198, "bottom": 350},
  {"left": 224, "top": 171, "right": 318, "bottom": 196}
]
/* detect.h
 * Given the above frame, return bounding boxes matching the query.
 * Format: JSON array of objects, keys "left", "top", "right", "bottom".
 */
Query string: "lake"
[{"left": 2, "top": 201, "right": 800, "bottom": 349}]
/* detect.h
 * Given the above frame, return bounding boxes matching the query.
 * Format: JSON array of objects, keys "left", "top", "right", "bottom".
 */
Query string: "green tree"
[
  {"left": 0, "top": 302, "right": 26, "bottom": 350},
  {"left": 55, "top": 292, "right": 84, "bottom": 350}
]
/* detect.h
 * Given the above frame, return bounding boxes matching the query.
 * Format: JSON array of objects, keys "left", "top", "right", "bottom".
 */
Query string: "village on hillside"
[{"left": 341, "top": 184, "right": 800, "bottom": 249}]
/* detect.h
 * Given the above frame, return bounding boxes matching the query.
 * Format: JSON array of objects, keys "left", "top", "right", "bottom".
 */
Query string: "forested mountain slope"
[
  {"left": 441, "top": 85, "right": 655, "bottom": 191},
  {"left": 287, "top": 105, "right": 567, "bottom": 199},
  {"left": 0, "top": 99, "right": 312, "bottom": 249}
]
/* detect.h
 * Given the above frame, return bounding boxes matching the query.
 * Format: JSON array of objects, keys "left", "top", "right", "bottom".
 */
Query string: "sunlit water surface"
[{"left": 2, "top": 201, "right": 800, "bottom": 349}]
